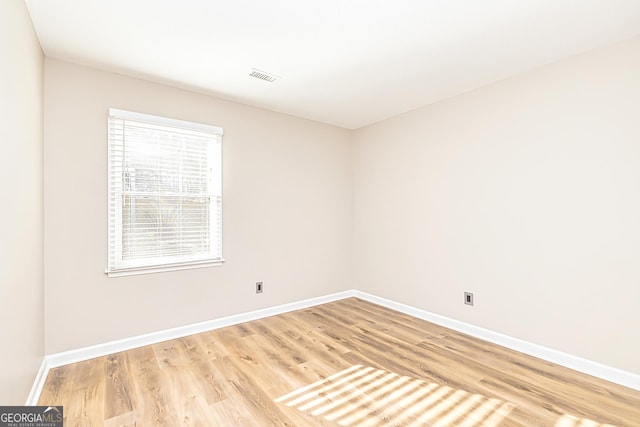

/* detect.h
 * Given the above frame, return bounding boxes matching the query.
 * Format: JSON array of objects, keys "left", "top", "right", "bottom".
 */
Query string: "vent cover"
[{"left": 249, "top": 68, "right": 279, "bottom": 82}]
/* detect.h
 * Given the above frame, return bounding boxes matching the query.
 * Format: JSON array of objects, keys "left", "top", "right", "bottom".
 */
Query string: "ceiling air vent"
[{"left": 249, "top": 68, "right": 279, "bottom": 82}]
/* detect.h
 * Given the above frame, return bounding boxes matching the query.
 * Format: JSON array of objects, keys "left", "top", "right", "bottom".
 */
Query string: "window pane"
[{"left": 107, "top": 109, "right": 223, "bottom": 275}]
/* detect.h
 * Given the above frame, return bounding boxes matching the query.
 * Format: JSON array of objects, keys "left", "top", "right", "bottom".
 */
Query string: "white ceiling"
[{"left": 25, "top": 1, "right": 640, "bottom": 129}]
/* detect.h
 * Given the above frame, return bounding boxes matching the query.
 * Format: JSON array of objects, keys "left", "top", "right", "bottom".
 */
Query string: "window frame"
[{"left": 106, "top": 108, "right": 224, "bottom": 277}]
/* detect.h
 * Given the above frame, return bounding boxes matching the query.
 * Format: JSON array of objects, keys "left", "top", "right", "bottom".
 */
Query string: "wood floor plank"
[
  {"left": 127, "top": 345, "right": 180, "bottom": 426},
  {"left": 38, "top": 364, "right": 73, "bottom": 405},
  {"left": 65, "top": 357, "right": 105, "bottom": 427},
  {"left": 152, "top": 339, "right": 215, "bottom": 425},
  {"left": 37, "top": 298, "right": 640, "bottom": 426},
  {"left": 104, "top": 353, "right": 135, "bottom": 420}
]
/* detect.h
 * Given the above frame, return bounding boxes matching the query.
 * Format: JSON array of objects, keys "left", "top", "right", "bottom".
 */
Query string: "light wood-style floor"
[{"left": 38, "top": 298, "right": 640, "bottom": 426}]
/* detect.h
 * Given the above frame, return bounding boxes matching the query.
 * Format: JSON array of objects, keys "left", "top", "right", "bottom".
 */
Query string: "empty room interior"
[{"left": 2, "top": 0, "right": 640, "bottom": 425}]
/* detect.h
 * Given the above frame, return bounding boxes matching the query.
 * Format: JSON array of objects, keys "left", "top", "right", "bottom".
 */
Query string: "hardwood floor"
[{"left": 38, "top": 298, "right": 640, "bottom": 426}]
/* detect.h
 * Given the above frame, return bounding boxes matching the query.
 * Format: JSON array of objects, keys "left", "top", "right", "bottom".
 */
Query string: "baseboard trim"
[
  {"left": 352, "top": 290, "right": 640, "bottom": 391},
  {"left": 25, "top": 358, "right": 50, "bottom": 405},
  {"left": 29, "top": 289, "right": 639, "bottom": 405}
]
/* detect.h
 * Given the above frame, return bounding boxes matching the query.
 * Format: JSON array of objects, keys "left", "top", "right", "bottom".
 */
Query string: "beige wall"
[
  {"left": 0, "top": 0, "right": 44, "bottom": 404},
  {"left": 44, "top": 59, "right": 352, "bottom": 354},
  {"left": 354, "top": 35, "right": 640, "bottom": 374}
]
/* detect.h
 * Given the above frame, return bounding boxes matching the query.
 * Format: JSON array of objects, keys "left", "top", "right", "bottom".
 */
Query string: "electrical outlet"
[
  {"left": 464, "top": 292, "right": 474, "bottom": 306},
  {"left": 256, "top": 282, "right": 263, "bottom": 294}
]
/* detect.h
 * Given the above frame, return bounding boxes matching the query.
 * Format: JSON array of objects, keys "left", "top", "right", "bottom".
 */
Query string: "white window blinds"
[{"left": 107, "top": 108, "right": 223, "bottom": 277}]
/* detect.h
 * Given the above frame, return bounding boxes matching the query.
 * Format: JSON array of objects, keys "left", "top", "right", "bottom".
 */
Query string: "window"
[{"left": 107, "top": 108, "right": 223, "bottom": 277}]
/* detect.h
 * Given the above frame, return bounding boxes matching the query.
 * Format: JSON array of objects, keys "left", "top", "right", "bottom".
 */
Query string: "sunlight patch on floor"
[
  {"left": 275, "top": 364, "right": 515, "bottom": 426},
  {"left": 555, "top": 414, "right": 618, "bottom": 427}
]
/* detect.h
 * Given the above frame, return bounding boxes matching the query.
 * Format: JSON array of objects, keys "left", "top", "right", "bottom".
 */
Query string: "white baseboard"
[
  {"left": 28, "top": 288, "right": 639, "bottom": 405},
  {"left": 353, "top": 290, "right": 640, "bottom": 391},
  {"left": 25, "top": 358, "right": 50, "bottom": 405}
]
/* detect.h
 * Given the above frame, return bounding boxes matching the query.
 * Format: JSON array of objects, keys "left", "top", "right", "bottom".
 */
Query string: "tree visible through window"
[{"left": 107, "top": 109, "right": 223, "bottom": 276}]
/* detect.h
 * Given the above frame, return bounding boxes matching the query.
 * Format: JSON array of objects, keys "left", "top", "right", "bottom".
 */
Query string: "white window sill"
[{"left": 106, "top": 258, "right": 225, "bottom": 278}]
